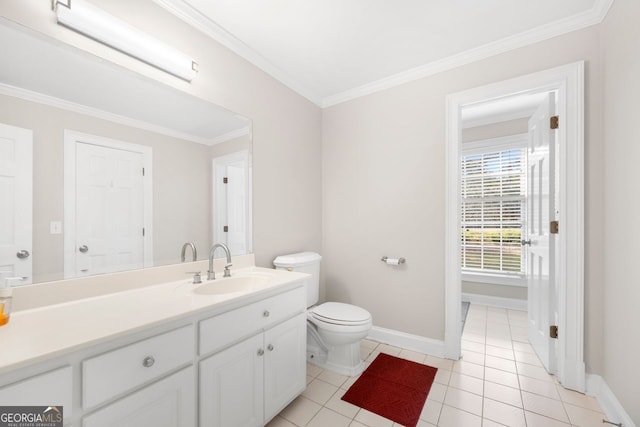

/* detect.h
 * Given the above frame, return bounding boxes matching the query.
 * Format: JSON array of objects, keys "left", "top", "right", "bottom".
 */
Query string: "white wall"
[
  {"left": 601, "top": 0, "right": 640, "bottom": 423},
  {"left": 0, "top": 1, "right": 323, "bottom": 270},
  {"left": 322, "top": 26, "right": 604, "bottom": 374}
]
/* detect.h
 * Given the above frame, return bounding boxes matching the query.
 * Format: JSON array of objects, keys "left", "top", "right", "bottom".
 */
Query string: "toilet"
[{"left": 273, "top": 252, "right": 372, "bottom": 376}]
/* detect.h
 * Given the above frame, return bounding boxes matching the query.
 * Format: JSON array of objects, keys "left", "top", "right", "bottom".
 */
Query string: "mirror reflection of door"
[
  {"left": 0, "top": 123, "right": 32, "bottom": 285},
  {"left": 212, "top": 150, "right": 252, "bottom": 256},
  {"left": 64, "top": 131, "right": 152, "bottom": 278}
]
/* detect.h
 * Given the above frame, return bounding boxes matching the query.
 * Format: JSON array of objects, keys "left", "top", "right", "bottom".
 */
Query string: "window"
[{"left": 461, "top": 136, "right": 527, "bottom": 282}]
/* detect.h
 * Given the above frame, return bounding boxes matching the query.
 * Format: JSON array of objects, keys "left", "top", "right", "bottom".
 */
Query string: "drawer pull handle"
[
  {"left": 142, "top": 356, "right": 155, "bottom": 367},
  {"left": 257, "top": 349, "right": 264, "bottom": 356},
  {"left": 263, "top": 310, "right": 270, "bottom": 317},
  {"left": 267, "top": 344, "right": 274, "bottom": 351}
]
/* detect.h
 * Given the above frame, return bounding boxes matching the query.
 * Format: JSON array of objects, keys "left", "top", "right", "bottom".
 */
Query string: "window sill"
[{"left": 462, "top": 271, "right": 527, "bottom": 287}]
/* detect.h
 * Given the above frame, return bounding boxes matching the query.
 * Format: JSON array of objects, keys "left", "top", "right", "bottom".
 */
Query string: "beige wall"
[
  {"left": 1, "top": 1, "right": 323, "bottom": 271},
  {"left": 322, "top": 26, "right": 604, "bottom": 374},
  {"left": 601, "top": 0, "right": 640, "bottom": 423}
]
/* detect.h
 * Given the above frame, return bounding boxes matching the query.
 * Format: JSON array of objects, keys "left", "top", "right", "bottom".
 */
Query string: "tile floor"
[{"left": 268, "top": 304, "right": 606, "bottom": 427}]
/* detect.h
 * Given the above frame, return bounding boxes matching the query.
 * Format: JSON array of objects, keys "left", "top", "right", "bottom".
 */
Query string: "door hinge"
[
  {"left": 223, "top": 225, "right": 228, "bottom": 232},
  {"left": 550, "top": 115, "right": 559, "bottom": 129},
  {"left": 550, "top": 220, "right": 559, "bottom": 234},
  {"left": 142, "top": 167, "right": 145, "bottom": 176},
  {"left": 223, "top": 177, "right": 228, "bottom": 184},
  {"left": 142, "top": 227, "right": 145, "bottom": 237},
  {"left": 550, "top": 325, "right": 558, "bottom": 339}
]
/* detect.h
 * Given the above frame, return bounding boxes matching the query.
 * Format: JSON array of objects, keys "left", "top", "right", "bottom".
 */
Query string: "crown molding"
[
  {"left": 209, "top": 126, "right": 252, "bottom": 146},
  {"left": 153, "top": 0, "right": 323, "bottom": 106},
  {"left": 322, "top": 0, "right": 614, "bottom": 107},
  {"left": 0, "top": 83, "right": 222, "bottom": 145},
  {"left": 154, "top": 0, "right": 614, "bottom": 109}
]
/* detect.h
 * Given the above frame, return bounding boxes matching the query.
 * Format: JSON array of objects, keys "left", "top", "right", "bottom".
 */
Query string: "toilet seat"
[{"left": 310, "top": 302, "right": 371, "bottom": 326}]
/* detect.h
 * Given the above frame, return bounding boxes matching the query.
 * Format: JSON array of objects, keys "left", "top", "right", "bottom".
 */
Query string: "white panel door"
[
  {"left": 0, "top": 123, "right": 32, "bottom": 285},
  {"left": 212, "top": 151, "right": 250, "bottom": 256},
  {"left": 200, "top": 333, "right": 264, "bottom": 427},
  {"left": 527, "top": 92, "right": 557, "bottom": 373},
  {"left": 264, "top": 313, "right": 307, "bottom": 422},
  {"left": 75, "top": 143, "right": 144, "bottom": 276}
]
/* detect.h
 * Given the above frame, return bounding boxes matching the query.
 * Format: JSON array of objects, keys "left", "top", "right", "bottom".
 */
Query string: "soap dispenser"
[{"left": 0, "top": 279, "right": 12, "bottom": 327}]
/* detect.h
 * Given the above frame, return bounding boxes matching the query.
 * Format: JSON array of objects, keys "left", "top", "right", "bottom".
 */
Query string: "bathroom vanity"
[{"left": 0, "top": 256, "right": 308, "bottom": 427}]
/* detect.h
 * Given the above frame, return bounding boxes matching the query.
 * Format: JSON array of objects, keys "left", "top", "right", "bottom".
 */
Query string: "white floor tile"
[
  {"left": 484, "top": 366, "right": 520, "bottom": 389},
  {"left": 483, "top": 381, "right": 522, "bottom": 408},
  {"left": 516, "top": 362, "right": 554, "bottom": 382},
  {"left": 452, "top": 360, "right": 484, "bottom": 379},
  {"left": 524, "top": 411, "right": 571, "bottom": 427},
  {"left": 419, "top": 399, "right": 442, "bottom": 424},
  {"left": 518, "top": 375, "right": 560, "bottom": 399},
  {"left": 425, "top": 381, "right": 447, "bottom": 403},
  {"left": 437, "top": 404, "right": 482, "bottom": 427},
  {"left": 460, "top": 350, "right": 485, "bottom": 366},
  {"left": 555, "top": 384, "right": 602, "bottom": 411},
  {"left": 563, "top": 402, "right": 605, "bottom": 427},
  {"left": 353, "top": 409, "right": 394, "bottom": 427},
  {"left": 398, "top": 348, "right": 426, "bottom": 363},
  {"left": 483, "top": 398, "right": 527, "bottom": 427},
  {"left": 279, "top": 396, "right": 322, "bottom": 426},
  {"left": 513, "top": 350, "right": 543, "bottom": 367},
  {"left": 306, "top": 407, "right": 352, "bottom": 427},
  {"left": 424, "top": 355, "right": 454, "bottom": 371},
  {"left": 317, "top": 370, "right": 349, "bottom": 387},
  {"left": 448, "top": 372, "right": 484, "bottom": 396},
  {"left": 324, "top": 390, "right": 360, "bottom": 419},
  {"left": 265, "top": 416, "right": 297, "bottom": 427},
  {"left": 307, "top": 363, "right": 323, "bottom": 378},
  {"left": 484, "top": 344, "right": 515, "bottom": 360},
  {"left": 443, "top": 387, "right": 483, "bottom": 416},
  {"left": 434, "top": 368, "right": 452, "bottom": 385},
  {"left": 521, "top": 391, "right": 570, "bottom": 423},
  {"left": 377, "top": 344, "right": 402, "bottom": 356},
  {"left": 302, "top": 378, "right": 339, "bottom": 405},
  {"left": 484, "top": 355, "right": 517, "bottom": 373}
]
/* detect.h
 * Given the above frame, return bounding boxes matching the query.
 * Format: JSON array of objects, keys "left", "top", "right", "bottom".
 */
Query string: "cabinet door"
[
  {"left": 200, "top": 333, "right": 264, "bottom": 427},
  {"left": 264, "top": 313, "right": 307, "bottom": 421},
  {"left": 82, "top": 367, "right": 195, "bottom": 427}
]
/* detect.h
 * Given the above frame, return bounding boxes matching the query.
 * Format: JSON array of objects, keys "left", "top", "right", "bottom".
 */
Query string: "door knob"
[
  {"left": 16, "top": 250, "right": 30, "bottom": 259},
  {"left": 521, "top": 239, "right": 532, "bottom": 246},
  {"left": 79, "top": 245, "right": 89, "bottom": 253}
]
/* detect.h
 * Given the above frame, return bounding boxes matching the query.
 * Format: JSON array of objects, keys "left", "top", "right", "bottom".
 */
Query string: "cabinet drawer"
[
  {"left": 0, "top": 366, "right": 72, "bottom": 424},
  {"left": 199, "top": 286, "right": 305, "bottom": 355},
  {"left": 83, "top": 326, "right": 194, "bottom": 408}
]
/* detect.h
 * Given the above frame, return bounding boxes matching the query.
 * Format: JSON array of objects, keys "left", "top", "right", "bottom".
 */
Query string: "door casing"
[
  {"left": 445, "top": 61, "right": 585, "bottom": 391},
  {"left": 64, "top": 130, "right": 153, "bottom": 278}
]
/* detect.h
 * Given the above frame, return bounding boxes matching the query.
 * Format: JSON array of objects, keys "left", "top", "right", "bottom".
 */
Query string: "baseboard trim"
[
  {"left": 367, "top": 326, "right": 445, "bottom": 358},
  {"left": 586, "top": 374, "right": 636, "bottom": 427},
  {"left": 462, "top": 292, "right": 527, "bottom": 311}
]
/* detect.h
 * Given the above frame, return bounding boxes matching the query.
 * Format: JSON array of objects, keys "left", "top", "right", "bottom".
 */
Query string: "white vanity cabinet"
[
  {"left": 199, "top": 287, "right": 307, "bottom": 426},
  {"left": 83, "top": 367, "right": 195, "bottom": 427},
  {"left": 0, "top": 366, "right": 73, "bottom": 425}
]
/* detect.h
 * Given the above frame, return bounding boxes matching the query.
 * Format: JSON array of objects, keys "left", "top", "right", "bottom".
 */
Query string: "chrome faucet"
[
  {"left": 181, "top": 242, "right": 197, "bottom": 262},
  {"left": 208, "top": 243, "right": 232, "bottom": 280}
]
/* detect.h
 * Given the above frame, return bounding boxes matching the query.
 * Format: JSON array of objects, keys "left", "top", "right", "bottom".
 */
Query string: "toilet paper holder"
[{"left": 381, "top": 256, "right": 406, "bottom": 265}]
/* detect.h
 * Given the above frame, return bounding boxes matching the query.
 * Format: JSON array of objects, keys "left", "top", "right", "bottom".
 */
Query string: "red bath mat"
[{"left": 341, "top": 353, "right": 437, "bottom": 427}]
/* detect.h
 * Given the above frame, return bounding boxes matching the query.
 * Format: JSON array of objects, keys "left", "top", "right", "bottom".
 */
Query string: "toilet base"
[{"left": 307, "top": 339, "right": 366, "bottom": 377}]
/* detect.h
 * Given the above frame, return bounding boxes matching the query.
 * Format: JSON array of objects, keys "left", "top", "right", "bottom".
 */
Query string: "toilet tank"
[{"left": 273, "top": 252, "right": 322, "bottom": 307}]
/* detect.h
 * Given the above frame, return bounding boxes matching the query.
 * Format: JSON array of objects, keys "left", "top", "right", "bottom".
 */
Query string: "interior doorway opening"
[{"left": 445, "top": 62, "right": 585, "bottom": 391}]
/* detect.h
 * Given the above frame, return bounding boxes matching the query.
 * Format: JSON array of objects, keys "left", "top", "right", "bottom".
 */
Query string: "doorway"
[
  {"left": 64, "top": 130, "right": 153, "bottom": 278},
  {"left": 445, "top": 62, "right": 585, "bottom": 391},
  {"left": 0, "top": 122, "right": 32, "bottom": 285}
]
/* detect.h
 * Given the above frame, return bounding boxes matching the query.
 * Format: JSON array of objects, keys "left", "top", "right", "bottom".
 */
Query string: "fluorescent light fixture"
[{"left": 56, "top": 0, "right": 198, "bottom": 81}]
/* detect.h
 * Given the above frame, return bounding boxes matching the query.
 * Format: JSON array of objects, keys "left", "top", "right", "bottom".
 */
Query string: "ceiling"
[{"left": 156, "top": 0, "right": 611, "bottom": 107}]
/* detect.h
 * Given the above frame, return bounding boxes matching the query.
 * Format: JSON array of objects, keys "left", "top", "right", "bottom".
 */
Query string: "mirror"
[{"left": 0, "top": 19, "right": 252, "bottom": 285}]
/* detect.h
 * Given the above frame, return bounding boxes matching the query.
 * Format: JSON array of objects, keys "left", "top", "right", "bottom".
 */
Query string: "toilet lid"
[{"left": 311, "top": 302, "right": 371, "bottom": 325}]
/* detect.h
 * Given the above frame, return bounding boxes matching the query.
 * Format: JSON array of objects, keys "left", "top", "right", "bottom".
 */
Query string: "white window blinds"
[{"left": 461, "top": 147, "right": 526, "bottom": 274}]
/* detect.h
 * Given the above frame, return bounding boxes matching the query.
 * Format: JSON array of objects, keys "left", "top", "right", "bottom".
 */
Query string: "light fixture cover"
[{"left": 56, "top": 0, "right": 197, "bottom": 81}]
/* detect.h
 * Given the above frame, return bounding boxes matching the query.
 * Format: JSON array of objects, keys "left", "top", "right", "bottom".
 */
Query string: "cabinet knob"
[
  {"left": 267, "top": 344, "right": 274, "bottom": 352},
  {"left": 263, "top": 310, "right": 270, "bottom": 317},
  {"left": 257, "top": 349, "right": 264, "bottom": 356},
  {"left": 142, "top": 356, "right": 155, "bottom": 367}
]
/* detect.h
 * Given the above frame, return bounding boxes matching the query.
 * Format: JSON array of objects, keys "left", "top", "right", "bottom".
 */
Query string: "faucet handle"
[
  {"left": 186, "top": 271, "right": 202, "bottom": 284},
  {"left": 223, "top": 263, "right": 232, "bottom": 277}
]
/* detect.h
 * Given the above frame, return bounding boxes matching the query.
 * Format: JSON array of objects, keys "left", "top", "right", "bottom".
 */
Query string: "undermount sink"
[{"left": 192, "top": 274, "right": 272, "bottom": 295}]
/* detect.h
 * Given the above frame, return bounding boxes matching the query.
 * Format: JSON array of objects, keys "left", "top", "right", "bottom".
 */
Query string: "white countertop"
[{"left": 0, "top": 266, "right": 308, "bottom": 375}]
